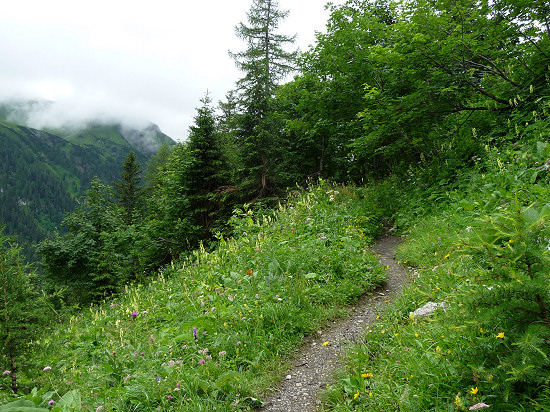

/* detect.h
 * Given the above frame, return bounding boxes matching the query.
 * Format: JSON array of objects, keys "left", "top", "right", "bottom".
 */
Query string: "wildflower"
[
  {"left": 496, "top": 332, "right": 505, "bottom": 339},
  {"left": 454, "top": 394, "right": 463, "bottom": 408},
  {"left": 156, "top": 377, "right": 162, "bottom": 382},
  {"left": 237, "top": 341, "right": 242, "bottom": 345},
  {"left": 322, "top": 341, "right": 329, "bottom": 346},
  {"left": 43, "top": 366, "right": 52, "bottom": 371},
  {"left": 218, "top": 351, "right": 227, "bottom": 357},
  {"left": 479, "top": 328, "right": 483, "bottom": 333},
  {"left": 96, "top": 406, "right": 104, "bottom": 412},
  {"left": 48, "top": 400, "right": 55, "bottom": 405},
  {"left": 167, "top": 395, "right": 173, "bottom": 400},
  {"left": 469, "top": 403, "right": 490, "bottom": 410},
  {"left": 2, "top": 370, "right": 10, "bottom": 375},
  {"left": 354, "top": 390, "right": 360, "bottom": 399},
  {"left": 470, "top": 387, "right": 479, "bottom": 395},
  {"left": 247, "top": 269, "right": 253, "bottom": 275},
  {"left": 131, "top": 312, "right": 138, "bottom": 318},
  {"left": 362, "top": 372, "right": 373, "bottom": 378},
  {"left": 444, "top": 253, "right": 450, "bottom": 259},
  {"left": 193, "top": 327, "right": 198, "bottom": 341},
  {"left": 66, "top": 381, "right": 73, "bottom": 385},
  {"left": 197, "top": 359, "right": 205, "bottom": 365}
]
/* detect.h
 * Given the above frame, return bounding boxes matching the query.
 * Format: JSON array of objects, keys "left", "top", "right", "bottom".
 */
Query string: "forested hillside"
[
  {"left": 0, "top": 113, "right": 174, "bottom": 259},
  {"left": 1, "top": 0, "right": 549, "bottom": 410}
]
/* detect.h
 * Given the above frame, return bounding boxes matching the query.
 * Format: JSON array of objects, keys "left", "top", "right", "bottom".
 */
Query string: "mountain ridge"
[{"left": 0, "top": 100, "right": 176, "bottom": 259}]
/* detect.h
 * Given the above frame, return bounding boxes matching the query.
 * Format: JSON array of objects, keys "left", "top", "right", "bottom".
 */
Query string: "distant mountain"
[{"left": 0, "top": 100, "right": 176, "bottom": 260}]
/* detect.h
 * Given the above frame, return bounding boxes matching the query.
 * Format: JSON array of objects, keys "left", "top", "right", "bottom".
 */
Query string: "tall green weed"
[{"left": 1, "top": 182, "right": 386, "bottom": 411}]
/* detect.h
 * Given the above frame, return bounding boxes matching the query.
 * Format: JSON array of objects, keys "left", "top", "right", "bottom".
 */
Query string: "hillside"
[{"left": 0, "top": 102, "right": 175, "bottom": 257}]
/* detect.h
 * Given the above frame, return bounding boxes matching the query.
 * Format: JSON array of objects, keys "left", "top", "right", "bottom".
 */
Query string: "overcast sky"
[{"left": 0, "top": 0, "right": 344, "bottom": 141}]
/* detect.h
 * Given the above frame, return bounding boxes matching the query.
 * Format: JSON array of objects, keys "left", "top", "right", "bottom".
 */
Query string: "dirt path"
[{"left": 259, "top": 235, "right": 409, "bottom": 411}]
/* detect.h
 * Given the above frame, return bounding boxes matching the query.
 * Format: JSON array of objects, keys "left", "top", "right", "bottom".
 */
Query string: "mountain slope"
[{"left": 0, "top": 108, "right": 176, "bottom": 259}]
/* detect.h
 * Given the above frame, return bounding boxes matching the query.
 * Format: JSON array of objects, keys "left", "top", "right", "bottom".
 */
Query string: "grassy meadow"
[{"left": 1, "top": 182, "right": 387, "bottom": 411}]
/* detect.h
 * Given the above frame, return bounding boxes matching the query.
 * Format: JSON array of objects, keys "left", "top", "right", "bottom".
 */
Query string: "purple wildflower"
[
  {"left": 193, "top": 327, "right": 198, "bottom": 341},
  {"left": 131, "top": 312, "right": 138, "bottom": 318}
]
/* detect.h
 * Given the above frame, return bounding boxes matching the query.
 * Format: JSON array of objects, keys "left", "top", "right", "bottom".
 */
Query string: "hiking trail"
[{"left": 259, "top": 235, "right": 409, "bottom": 411}]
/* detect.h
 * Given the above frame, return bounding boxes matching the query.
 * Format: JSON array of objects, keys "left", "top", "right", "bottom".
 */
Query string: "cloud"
[{"left": 0, "top": 0, "right": 341, "bottom": 141}]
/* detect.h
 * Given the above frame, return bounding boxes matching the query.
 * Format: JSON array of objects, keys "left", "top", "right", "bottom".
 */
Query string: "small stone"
[
  {"left": 411, "top": 301, "right": 447, "bottom": 317},
  {"left": 286, "top": 375, "right": 292, "bottom": 380}
]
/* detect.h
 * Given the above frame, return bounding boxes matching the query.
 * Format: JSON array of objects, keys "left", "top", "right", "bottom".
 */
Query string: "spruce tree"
[
  {"left": 185, "top": 93, "right": 228, "bottom": 239},
  {"left": 0, "top": 228, "right": 49, "bottom": 393},
  {"left": 229, "top": 0, "right": 297, "bottom": 198},
  {"left": 113, "top": 151, "right": 144, "bottom": 225}
]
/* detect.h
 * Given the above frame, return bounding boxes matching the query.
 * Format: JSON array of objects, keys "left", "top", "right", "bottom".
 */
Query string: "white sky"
[{"left": 0, "top": 0, "right": 344, "bottom": 141}]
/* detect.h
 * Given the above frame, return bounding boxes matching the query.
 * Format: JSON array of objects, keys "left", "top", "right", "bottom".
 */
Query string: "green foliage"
[
  {"left": 322, "top": 99, "right": 550, "bottom": 410},
  {"left": 0, "top": 228, "right": 51, "bottom": 394},
  {"left": 0, "top": 114, "right": 176, "bottom": 263},
  {"left": 229, "top": 0, "right": 298, "bottom": 198},
  {"left": 456, "top": 200, "right": 550, "bottom": 389},
  {"left": 112, "top": 151, "right": 144, "bottom": 225},
  {"left": 37, "top": 178, "right": 158, "bottom": 305},
  {"left": 276, "top": 0, "right": 550, "bottom": 179},
  {"left": 184, "top": 93, "right": 232, "bottom": 240},
  {"left": 2, "top": 184, "right": 385, "bottom": 410}
]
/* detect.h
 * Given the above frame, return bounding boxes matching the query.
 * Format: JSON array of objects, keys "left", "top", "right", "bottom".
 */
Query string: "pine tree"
[
  {"left": 229, "top": 0, "right": 297, "bottom": 198},
  {"left": 113, "top": 151, "right": 144, "bottom": 225},
  {"left": 185, "top": 93, "right": 229, "bottom": 238},
  {"left": 144, "top": 142, "right": 172, "bottom": 193},
  {"left": 0, "top": 228, "right": 49, "bottom": 393}
]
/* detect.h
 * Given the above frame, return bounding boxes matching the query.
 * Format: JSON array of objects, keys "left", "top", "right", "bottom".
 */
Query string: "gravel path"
[{"left": 258, "top": 235, "right": 409, "bottom": 411}]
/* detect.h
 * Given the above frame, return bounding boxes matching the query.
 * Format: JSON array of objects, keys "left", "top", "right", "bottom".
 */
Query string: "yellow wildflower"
[
  {"left": 496, "top": 332, "right": 505, "bottom": 339},
  {"left": 362, "top": 372, "right": 373, "bottom": 378},
  {"left": 322, "top": 341, "right": 329, "bottom": 346},
  {"left": 470, "top": 387, "right": 479, "bottom": 395},
  {"left": 354, "top": 390, "right": 360, "bottom": 399}
]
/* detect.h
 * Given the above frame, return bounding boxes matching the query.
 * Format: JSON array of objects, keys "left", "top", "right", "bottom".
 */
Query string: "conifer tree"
[
  {"left": 229, "top": 0, "right": 297, "bottom": 198},
  {"left": 113, "top": 151, "right": 144, "bottom": 225},
  {"left": 184, "top": 93, "right": 228, "bottom": 238},
  {"left": 0, "top": 228, "right": 49, "bottom": 393},
  {"left": 144, "top": 142, "right": 172, "bottom": 193}
]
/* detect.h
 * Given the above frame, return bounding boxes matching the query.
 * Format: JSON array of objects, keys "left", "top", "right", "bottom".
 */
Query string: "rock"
[{"left": 411, "top": 301, "right": 447, "bottom": 317}]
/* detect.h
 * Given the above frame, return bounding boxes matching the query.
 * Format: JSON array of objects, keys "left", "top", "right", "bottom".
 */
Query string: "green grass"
[
  {"left": 0, "top": 182, "right": 386, "bottom": 411},
  {"left": 320, "top": 141, "right": 550, "bottom": 410}
]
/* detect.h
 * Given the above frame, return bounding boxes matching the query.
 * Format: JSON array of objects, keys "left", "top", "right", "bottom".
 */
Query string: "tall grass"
[
  {"left": 322, "top": 139, "right": 550, "bottom": 410},
  {"left": 0, "top": 182, "right": 386, "bottom": 411}
]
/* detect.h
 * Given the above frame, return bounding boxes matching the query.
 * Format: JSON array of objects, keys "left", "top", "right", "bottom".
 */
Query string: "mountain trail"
[{"left": 259, "top": 235, "right": 409, "bottom": 411}]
